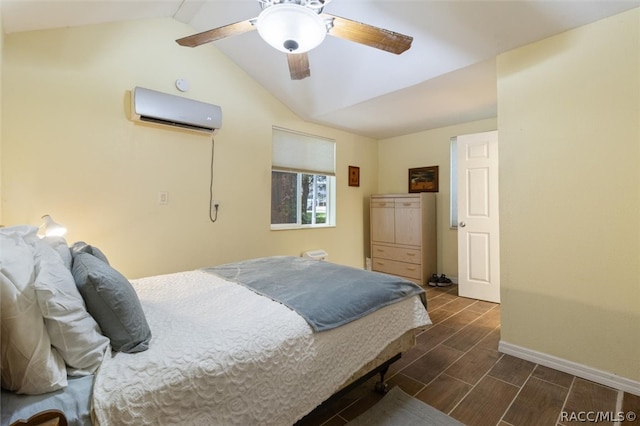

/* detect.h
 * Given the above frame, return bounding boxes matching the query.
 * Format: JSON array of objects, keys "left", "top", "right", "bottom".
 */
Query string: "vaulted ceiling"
[{"left": 3, "top": 1, "right": 638, "bottom": 138}]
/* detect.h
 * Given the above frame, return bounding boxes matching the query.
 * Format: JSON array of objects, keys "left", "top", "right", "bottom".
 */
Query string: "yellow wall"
[
  {"left": 1, "top": 18, "right": 378, "bottom": 278},
  {"left": 498, "top": 8, "right": 640, "bottom": 380},
  {"left": 377, "top": 118, "right": 497, "bottom": 277}
]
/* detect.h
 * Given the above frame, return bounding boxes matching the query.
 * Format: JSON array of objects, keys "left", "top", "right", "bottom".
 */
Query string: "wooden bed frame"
[{"left": 9, "top": 410, "right": 67, "bottom": 426}]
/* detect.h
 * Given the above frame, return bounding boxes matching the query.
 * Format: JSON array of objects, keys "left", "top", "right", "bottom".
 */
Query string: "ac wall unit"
[{"left": 130, "top": 86, "right": 222, "bottom": 134}]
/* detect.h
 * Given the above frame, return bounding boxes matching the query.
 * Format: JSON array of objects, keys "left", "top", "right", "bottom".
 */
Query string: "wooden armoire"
[{"left": 370, "top": 193, "right": 437, "bottom": 286}]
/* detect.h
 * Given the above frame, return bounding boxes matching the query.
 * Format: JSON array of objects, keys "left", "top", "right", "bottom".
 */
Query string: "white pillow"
[
  {"left": 33, "top": 237, "right": 110, "bottom": 375},
  {"left": 0, "top": 226, "right": 67, "bottom": 394},
  {"left": 42, "top": 236, "right": 72, "bottom": 270}
]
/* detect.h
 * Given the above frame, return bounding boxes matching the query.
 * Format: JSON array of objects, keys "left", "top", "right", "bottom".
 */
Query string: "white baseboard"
[{"left": 498, "top": 340, "right": 640, "bottom": 396}]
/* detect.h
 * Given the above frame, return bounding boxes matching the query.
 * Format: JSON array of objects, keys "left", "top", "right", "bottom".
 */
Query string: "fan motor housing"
[{"left": 259, "top": 0, "right": 329, "bottom": 13}]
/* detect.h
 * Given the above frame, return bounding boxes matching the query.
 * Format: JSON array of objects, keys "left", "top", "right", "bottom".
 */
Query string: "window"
[{"left": 271, "top": 127, "right": 336, "bottom": 229}]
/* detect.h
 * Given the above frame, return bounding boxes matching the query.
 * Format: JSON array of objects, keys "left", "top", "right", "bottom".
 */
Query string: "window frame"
[
  {"left": 270, "top": 127, "right": 336, "bottom": 230},
  {"left": 450, "top": 136, "right": 458, "bottom": 229}
]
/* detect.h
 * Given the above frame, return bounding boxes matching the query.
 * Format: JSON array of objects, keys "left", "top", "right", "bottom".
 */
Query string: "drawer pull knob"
[
  {"left": 406, "top": 253, "right": 415, "bottom": 256},
  {"left": 407, "top": 267, "right": 416, "bottom": 271},
  {"left": 403, "top": 203, "right": 411, "bottom": 206}
]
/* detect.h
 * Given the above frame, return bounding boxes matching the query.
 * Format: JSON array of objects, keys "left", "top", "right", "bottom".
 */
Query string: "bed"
[{"left": 1, "top": 225, "right": 430, "bottom": 426}]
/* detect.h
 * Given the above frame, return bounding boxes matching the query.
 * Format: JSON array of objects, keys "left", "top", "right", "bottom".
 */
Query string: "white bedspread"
[{"left": 92, "top": 270, "right": 430, "bottom": 425}]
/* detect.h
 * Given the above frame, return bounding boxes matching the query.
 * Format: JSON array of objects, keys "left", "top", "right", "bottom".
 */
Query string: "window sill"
[{"left": 271, "top": 224, "right": 336, "bottom": 231}]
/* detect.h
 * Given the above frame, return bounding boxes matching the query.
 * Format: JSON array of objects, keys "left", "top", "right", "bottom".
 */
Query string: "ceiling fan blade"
[
  {"left": 288, "top": 53, "right": 311, "bottom": 80},
  {"left": 322, "top": 13, "right": 413, "bottom": 55},
  {"left": 176, "top": 19, "right": 256, "bottom": 47}
]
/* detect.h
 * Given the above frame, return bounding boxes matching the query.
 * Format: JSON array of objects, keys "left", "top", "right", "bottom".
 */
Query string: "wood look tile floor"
[{"left": 298, "top": 285, "right": 640, "bottom": 426}]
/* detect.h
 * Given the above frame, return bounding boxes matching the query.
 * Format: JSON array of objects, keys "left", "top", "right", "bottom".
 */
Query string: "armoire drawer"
[
  {"left": 372, "top": 244, "right": 421, "bottom": 264},
  {"left": 371, "top": 199, "right": 395, "bottom": 208},
  {"left": 371, "top": 257, "right": 422, "bottom": 280},
  {"left": 394, "top": 199, "right": 420, "bottom": 209}
]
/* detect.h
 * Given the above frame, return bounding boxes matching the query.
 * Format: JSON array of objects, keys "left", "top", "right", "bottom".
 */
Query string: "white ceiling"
[{"left": 3, "top": 0, "right": 639, "bottom": 138}]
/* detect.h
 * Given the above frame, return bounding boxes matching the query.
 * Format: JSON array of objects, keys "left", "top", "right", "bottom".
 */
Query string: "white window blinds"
[{"left": 272, "top": 127, "right": 335, "bottom": 176}]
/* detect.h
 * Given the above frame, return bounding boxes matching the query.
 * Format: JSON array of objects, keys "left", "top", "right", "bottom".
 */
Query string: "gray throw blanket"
[{"left": 203, "top": 256, "right": 426, "bottom": 332}]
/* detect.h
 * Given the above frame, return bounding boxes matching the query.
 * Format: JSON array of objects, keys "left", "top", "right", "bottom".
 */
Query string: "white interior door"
[{"left": 457, "top": 130, "right": 500, "bottom": 303}]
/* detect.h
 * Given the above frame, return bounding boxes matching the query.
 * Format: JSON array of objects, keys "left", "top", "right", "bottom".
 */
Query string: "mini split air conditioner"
[{"left": 130, "top": 86, "right": 222, "bottom": 134}]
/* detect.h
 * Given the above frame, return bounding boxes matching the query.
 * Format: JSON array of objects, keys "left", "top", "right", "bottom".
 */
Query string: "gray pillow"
[
  {"left": 70, "top": 241, "right": 109, "bottom": 265},
  {"left": 71, "top": 253, "right": 151, "bottom": 353}
]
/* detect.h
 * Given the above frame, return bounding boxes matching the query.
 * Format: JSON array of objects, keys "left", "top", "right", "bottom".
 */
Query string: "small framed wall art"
[
  {"left": 408, "top": 166, "right": 439, "bottom": 193},
  {"left": 348, "top": 166, "right": 360, "bottom": 187}
]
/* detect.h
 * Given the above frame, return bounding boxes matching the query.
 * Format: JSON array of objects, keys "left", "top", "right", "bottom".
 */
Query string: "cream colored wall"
[
  {"left": 498, "top": 8, "right": 640, "bottom": 381},
  {"left": 0, "top": 7, "right": 4, "bottom": 224},
  {"left": 377, "top": 118, "right": 497, "bottom": 277},
  {"left": 1, "top": 18, "right": 378, "bottom": 278}
]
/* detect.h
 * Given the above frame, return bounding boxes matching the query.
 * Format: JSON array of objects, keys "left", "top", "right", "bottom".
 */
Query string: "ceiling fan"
[{"left": 176, "top": 0, "right": 413, "bottom": 80}]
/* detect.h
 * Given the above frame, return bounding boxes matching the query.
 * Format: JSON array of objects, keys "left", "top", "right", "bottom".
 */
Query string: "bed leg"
[{"left": 374, "top": 365, "right": 390, "bottom": 395}]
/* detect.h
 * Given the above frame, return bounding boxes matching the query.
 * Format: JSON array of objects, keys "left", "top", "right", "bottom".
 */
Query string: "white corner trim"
[{"left": 498, "top": 340, "right": 640, "bottom": 396}]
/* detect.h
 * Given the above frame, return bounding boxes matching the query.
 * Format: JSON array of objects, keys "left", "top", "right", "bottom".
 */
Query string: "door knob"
[{"left": 459, "top": 221, "right": 466, "bottom": 227}]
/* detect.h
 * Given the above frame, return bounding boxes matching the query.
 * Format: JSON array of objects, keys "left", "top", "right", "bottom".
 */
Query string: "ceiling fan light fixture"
[{"left": 257, "top": 4, "right": 327, "bottom": 54}]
